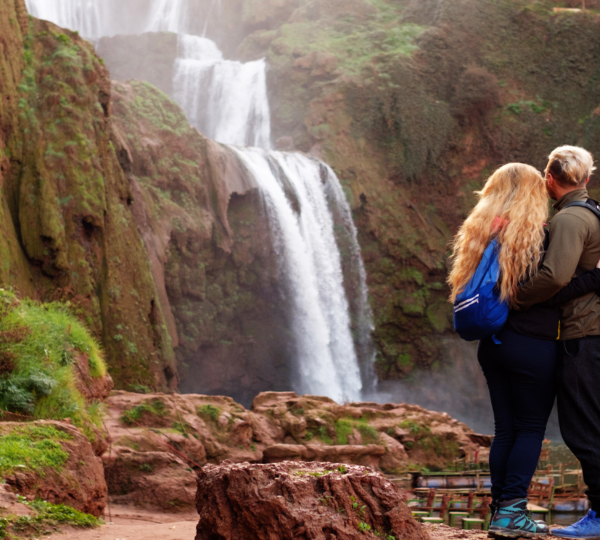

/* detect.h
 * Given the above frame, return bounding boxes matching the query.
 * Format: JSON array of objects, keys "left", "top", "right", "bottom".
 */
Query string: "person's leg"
[
  {"left": 478, "top": 335, "right": 514, "bottom": 503},
  {"left": 558, "top": 337, "right": 600, "bottom": 512},
  {"left": 481, "top": 330, "right": 554, "bottom": 537},
  {"left": 499, "top": 333, "right": 558, "bottom": 500}
]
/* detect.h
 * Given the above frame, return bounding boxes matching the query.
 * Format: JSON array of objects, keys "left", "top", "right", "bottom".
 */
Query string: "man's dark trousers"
[{"left": 559, "top": 337, "right": 600, "bottom": 513}]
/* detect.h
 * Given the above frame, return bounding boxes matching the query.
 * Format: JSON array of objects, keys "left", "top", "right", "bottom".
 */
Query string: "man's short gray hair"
[{"left": 546, "top": 145, "right": 596, "bottom": 186}]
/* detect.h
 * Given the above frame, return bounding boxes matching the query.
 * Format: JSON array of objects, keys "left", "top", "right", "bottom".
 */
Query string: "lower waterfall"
[{"left": 232, "top": 148, "right": 364, "bottom": 402}]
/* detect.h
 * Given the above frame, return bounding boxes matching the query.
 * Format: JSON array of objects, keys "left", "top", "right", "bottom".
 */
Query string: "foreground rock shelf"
[
  {"left": 195, "top": 461, "right": 430, "bottom": 540},
  {"left": 102, "top": 390, "right": 491, "bottom": 510}
]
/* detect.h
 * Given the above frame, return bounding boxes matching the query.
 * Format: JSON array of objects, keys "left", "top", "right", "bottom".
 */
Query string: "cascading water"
[
  {"left": 24, "top": 0, "right": 220, "bottom": 40},
  {"left": 232, "top": 148, "right": 364, "bottom": 402},
  {"left": 24, "top": 0, "right": 376, "bottom": 403},
  {"left": 173, "top": 35, "right": 271, "bottom": 148}
]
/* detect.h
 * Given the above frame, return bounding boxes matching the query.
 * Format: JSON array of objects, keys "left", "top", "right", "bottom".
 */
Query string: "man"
[{"left": 515, "top": 145, "right": 600, "bottom": 539}]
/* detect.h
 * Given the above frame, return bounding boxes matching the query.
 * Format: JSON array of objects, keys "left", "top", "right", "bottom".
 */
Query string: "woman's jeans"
[{"left": 478, "top": 328, "right": 558, "bottom": 502}]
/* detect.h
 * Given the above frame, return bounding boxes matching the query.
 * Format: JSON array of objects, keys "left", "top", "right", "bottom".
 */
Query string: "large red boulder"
[{"left": 195, "top": 461, "right": 430, "bottom": 540}]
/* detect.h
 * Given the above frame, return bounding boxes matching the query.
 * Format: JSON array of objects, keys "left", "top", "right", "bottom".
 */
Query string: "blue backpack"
[{"left": 453, "top": 238, "right": 509, "bottom": 341}]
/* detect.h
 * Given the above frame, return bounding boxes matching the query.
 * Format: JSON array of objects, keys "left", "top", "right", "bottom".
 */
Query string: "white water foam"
[
  {"left": 24, "top": 0, "right": 221, "bottom": 40},
  {"left": 233, "top": 148, "right": 363, "bottom": 402},
  {"left": 173, "top": 35, "right": 271, "bottom": 148},
  {"left": 25, "top": 0, "right": 197, "bottom": 39}
]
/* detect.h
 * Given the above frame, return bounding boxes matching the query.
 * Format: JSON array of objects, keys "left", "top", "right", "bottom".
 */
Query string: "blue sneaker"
[
  {"left": 489, "top": 498, "right": 549, "bottom": 538},
  {"left": 553, "top": 511, "right": 600, "bottom": 539}
]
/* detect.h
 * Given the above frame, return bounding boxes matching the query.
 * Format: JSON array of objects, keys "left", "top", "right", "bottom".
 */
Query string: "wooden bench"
[
  {"left": 411, "top": 511, "right": 430, "bottom": 518},
  {"left": 462, "top": 517, "right": 485, "bottom": 530},
  {"left": 421, "top": 516, "right": 444, "bottom": 524},
  {"left": 449, "top": 511, "right": 470, "bottom": 527}
]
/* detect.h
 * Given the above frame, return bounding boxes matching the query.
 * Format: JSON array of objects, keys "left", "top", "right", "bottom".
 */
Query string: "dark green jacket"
[{"left": 515, "top": 189, "right": 600, "bottom": 340}]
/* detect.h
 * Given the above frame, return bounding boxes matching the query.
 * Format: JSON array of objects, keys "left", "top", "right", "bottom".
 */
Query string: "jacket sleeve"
[
  {"left": 514, "top": 212, "right": 589, "bottom": 310},
  {"left": 539, "top": 268, "right": 600, "bottom": 307}
]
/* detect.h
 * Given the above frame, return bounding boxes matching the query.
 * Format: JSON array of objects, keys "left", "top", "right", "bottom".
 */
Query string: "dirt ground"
[
  {"left": 44, "top": 509, "right": 546, "bottom": 540},
  {"left": 423, "top": 523, "right": 490, "bottom": 540},
  {"left": 45, "top": 505, "right": 198, "bottom": 540},
  {"left": 44, "top": 508, "right": 493, "bottom": 540}
]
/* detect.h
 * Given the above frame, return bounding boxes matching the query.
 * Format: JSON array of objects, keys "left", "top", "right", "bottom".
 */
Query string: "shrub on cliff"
[
  {"left": 0, "top": 290, "right": 106, "bottom": 441},
  {"left": 451, "top": 66, "right": 501, "bottom": 125}
]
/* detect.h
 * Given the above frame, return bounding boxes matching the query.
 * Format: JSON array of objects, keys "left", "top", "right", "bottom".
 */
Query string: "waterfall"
[
  {"left": 24, "top": 0, "right": 221, "bottom": 40},
  {"left": 173, "top": 35, "right": 271, "bottom": 148},
  {"left": 24, "top": 0, "right": 376, "bottom": 403},
  {"left": 232, "top": 148, "right": 363, "bottom": 402}
]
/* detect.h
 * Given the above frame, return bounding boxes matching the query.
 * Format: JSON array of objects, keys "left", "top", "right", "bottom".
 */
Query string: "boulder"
[
  {"left": 103, "top": 448, "right": 197, "bottom": 510},
  {"left": 195, "top": 461, "right": 430, "bottom": 540},
  {"left": 0, "top": 421, "right": 107, "bottom": 517}
]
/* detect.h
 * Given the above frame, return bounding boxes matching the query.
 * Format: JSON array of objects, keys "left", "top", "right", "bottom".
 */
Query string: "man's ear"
[{"left": 586, "top": 177, "right": 590, "bottom": 185}]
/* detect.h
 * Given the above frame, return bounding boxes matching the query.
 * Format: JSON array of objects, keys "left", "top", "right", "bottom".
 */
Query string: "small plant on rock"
[
  {"left": 197, "top": 404, "right": 220, "bottom": 422},
  {"left": 119, "top": 400, "right": 166, "bottom": 425}
]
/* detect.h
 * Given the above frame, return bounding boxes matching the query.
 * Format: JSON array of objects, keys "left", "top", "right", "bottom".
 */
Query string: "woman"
[{"left": 448, "top": 163, "right": 600, "bottom": 537}]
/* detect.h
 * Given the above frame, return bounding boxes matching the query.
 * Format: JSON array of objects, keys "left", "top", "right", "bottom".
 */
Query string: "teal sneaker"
[
  {"left": 488, "top": 498, "right": 549, "bottom": 538},
  {"left": 553, "top": 511, "right": 600, "bottom": 539}
]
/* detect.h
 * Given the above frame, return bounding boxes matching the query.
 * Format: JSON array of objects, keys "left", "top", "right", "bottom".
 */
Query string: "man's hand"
[{"left": 596, "top": 257, "right": 600, "bottom": 269}]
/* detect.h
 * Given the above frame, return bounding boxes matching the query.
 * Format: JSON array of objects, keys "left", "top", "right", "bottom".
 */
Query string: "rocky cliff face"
[
  {"left": 0, "top": 0, "right": 175, "bottom": 390},
  {"left": 109, "top": 81, "right": 298, "bottom": 403}
]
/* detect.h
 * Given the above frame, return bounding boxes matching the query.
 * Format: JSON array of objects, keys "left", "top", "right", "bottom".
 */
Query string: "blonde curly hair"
[{"left": 448, "top": 163, "right": 548, "bottom": 306}]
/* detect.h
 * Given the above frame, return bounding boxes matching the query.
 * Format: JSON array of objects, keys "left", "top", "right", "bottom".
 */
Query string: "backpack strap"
[{"left": 563, "top": 198, "right": 600, "bottom": 221}]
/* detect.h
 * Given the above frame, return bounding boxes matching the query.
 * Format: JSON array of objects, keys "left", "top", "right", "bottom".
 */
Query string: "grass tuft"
[
  {"left": 0, "top": 497, "right": 100, "bottom": 538},
  {"left": 119, "top": 400, "right": 166, "bottom": 425},
  {"left": 197, "top": 404, "right": 220, "bottom": 422},
  {"left": 0, "top": 290, "right": 106, "bottom": 441},
  {"left": 0, "top": 425, "right": 72, "bottom": 476}
]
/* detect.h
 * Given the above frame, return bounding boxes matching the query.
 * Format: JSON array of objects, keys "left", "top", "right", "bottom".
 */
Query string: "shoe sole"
[
  {"left": 552, "top": 534, "right": 600, "bottom": 540},
  {"left": 488, "top": 528, "right": 548, "bottom": 538}
]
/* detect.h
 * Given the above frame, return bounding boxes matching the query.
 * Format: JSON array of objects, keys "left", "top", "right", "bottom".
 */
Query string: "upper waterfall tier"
[
  {"left": 24, "top": 0, "right": 221, "bottom": 39},
  {"left": 173, "top": 35, "right": 271, "bottom": 148}
]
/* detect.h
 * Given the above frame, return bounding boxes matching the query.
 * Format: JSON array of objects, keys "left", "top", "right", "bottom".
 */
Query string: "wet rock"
[
  {"left": 194, "top": 461, "right": 430, "bottom": 540},
  {"left": 0, "top": 421, "right": 107, "bottom": 517}
]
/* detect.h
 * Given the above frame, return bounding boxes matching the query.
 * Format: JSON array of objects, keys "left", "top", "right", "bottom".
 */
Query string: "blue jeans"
[{"left": 478, "top": 328, "right": 558, "bottom": 501}]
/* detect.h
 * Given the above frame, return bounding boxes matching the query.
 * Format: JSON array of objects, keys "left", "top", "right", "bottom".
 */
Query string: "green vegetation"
[
  {"left": 0, "top": 497, "right": 100, "bottom": 539},
  {"left": 0, "top": 290, "right": 105, "bottom": 440},
  {"left": 119, "top": 399, "right": 167, "bottom": 425},
  {"left": 334, "top": 417, "right": 380, "bottom": 445},
  {"left": 506, "top": 99, "right": 550, "bottom": 115},
  {"left": 172, "top": 421, "right": 191, "bottom": 437},
  {"left": 0, "top": 425, "right": 72, "bottom": 476},
  {"left": 197, "top": 404, "right": 220, "bottom": 422},
  {"left": 128, "top": 384, "right": 151, "bottom": 394},
  {"left": 270, "top": 21, "right": 425, "bottom": 76},
  {"left": 398, "top": 420, "right": 460, "bottom": 463}
]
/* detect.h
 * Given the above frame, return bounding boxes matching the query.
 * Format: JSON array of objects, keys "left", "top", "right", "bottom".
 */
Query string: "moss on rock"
[{"left": 0, "top": 2, "right": 176, "bottom": 391}]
